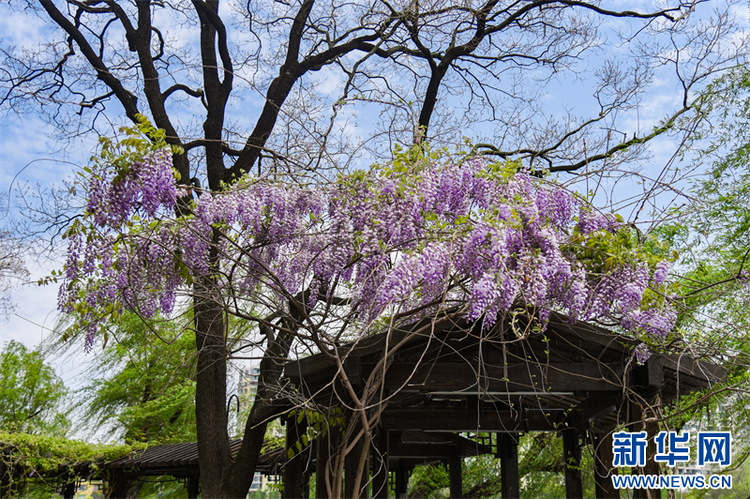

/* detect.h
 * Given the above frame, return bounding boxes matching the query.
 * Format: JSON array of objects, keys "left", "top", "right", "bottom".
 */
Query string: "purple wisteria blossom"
[
  {"left": 61, "top": 152, "right": 676, "bottom": 348},
  {"left": 87, "top": 147, "right": 179, "bottom": 226},
  {"left": 634, "top": 343, "right": 652, "bottom": 365},
  {"left": 653, "top": 259, "right": 670, "bottom": 286}
]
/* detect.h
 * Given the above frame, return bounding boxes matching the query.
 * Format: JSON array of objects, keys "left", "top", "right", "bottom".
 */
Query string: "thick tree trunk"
[{"left": 194, "top": 245, "right": 230, "bottom": 498}]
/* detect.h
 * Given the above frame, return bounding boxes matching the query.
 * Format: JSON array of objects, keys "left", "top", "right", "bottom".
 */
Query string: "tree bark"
[{"left": 193, "top": 239, "right": 230, "bottom": 498}]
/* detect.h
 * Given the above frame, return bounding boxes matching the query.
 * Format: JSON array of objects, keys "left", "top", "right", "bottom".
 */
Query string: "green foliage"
[
  {"left": 285, "top": 408, "right": 345, "bottom": 460},
  {"left": 0, "top": 430, "right": 138, "bottom": 495},
  {"left": 676, "top": 65, "right": 750, "bottom": 299},
  {"left": 681, "top": 457, "right": 749, "bottom": 499},
  {"left": 376, "top": 142, "right": 477, "bottom": 185},
  {"left": 71, "top": 313, "right": 197, "bottom": 444},
  {"left": 663, "top": 64, "right": 750, "bottom": 463},
  {"left": 247, "top": 490, "right": 282, "bottom": 499},
  {"left": 0, "top": 341, "right": 68, "bottom": 435},
  {"left": 407, "top": 463, "right": 450, "bottom": 499},
  {"left": 87, "top": 114, "right": 183, "bottom": 184},
  {"left": 132, "top": 479, "right": 190, "bottom": 499},
  {"left": 0, "top": 431, "right": 137, "bottom": 470}
]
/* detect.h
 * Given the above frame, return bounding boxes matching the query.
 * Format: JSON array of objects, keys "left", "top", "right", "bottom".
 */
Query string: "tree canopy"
[
  {"left": 66, "top": 313, "right": 198, "bottom": 445},
  {"left": 0, "top": 340, "right": 68, "bottom": 435}
]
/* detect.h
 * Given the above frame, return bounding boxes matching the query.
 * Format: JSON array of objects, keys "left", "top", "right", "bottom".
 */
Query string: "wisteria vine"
[{"left": 59, "top": 144, "right": 674, "bottom": 357}]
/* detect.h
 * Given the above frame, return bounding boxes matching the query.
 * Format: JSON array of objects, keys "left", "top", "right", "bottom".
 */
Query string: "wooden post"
[
  {"left": 315, "top": 431, "right": 330, "bottom": 499},
  {"left": 630, "top": 400, "right": 660, "bottom": 499},
  {"left": 497, "top": 433, "right": 520, "bottom": 499},
  {"left": 0, "top": 460, "right": 10, "bottom": 499},
  {"left": 449, "top": 453, "right": 463, "bottom": 499},
  {"left": 62, "top": 480, "right": 76, "bottom": 499},
  {"left": 284, "top": 416, "right": 305, "bottom": 499},
  {"left": 301, "top": 472, "right": 310, "bottom": 499},
  {"left": 593, "top": 430, "right": 617, "bottom": 499},
  {"left": 633, "top": 420, "right": 660, "bottom": 499},
  {"left": 107, "top": 469, "right": 129, "bottom": 499},
  {"left": 187, "top": 474, "right": 200, "bottom": 499},
  {"left": 372, "top": 428, "right": 389, "bottom": 499},
  {"left": 563, "top": 430, "right": 583, "bottom": 499},
  {"left": 394, "top": 466, "right": 408, "bottom": 499}
]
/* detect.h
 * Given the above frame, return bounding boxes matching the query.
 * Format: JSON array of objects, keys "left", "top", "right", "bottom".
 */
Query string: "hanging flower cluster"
[{"left": 60, "top": 147, "right": 675, "bottom": 349}]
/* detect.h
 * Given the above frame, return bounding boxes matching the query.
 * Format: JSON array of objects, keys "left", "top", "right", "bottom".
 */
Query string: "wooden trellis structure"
[
  {"left": 0, "top": 439, "right": 284, "bottom": 499},
  {"left": 0, "top": 450, "right": 95, "bottom": 499},
  {"left": 281, "top": 311, "right": 725, "bottom": 499}
]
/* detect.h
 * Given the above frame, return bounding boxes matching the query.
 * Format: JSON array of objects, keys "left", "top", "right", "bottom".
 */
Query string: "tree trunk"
[{"left": 194, "top": 247, "right": 230, "bottom": 498}]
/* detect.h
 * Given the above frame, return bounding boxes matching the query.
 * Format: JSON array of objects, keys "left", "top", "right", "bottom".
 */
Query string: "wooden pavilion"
[
  {"left": 101, "top": 439, "right": 284, "bottom": 498},
  {"left": 280, "top": 311, "right": 724, "bottom": 499}
]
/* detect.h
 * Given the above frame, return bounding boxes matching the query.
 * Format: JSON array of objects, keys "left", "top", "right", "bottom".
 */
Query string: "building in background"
[
  {"left": 237, "top": 364, "right": 270, "bottom": 494},
  {"left": 238, "top": 365, "right": 261, "bottom": 401}
]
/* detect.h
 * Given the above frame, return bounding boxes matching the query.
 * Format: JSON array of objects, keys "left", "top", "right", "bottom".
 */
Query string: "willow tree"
[{"left": 2, "top": 1, "right": 745, "bottom": 497}]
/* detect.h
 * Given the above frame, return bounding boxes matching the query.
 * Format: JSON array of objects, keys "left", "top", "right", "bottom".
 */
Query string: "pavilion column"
[
  {"left": 394, "top": 465, "right": 409, "bottom": 499},
  {"left": 187, "top": 474, "right": 200, "bottom": 499},
  {"left": 0, "top": 460, "right": 10, "bottom": 499},
  {"left": 630, "top": 356, "right": 664, "bottom": 499},
  {"left": 372, "top": 428, "right": 389, "bottom": 499},
  {"left": 497, "top": 433, "right": 520, "bottom": 499},
  {"left": 107, "top": 469, "right": 129, "bottom": 499},
  {"left": 563, "top": 430, "right": 583, "bottom": 499},
  {"left": 284, "top": 415, "right": 307, "bottom": 499},
  {"left": 449, "top": 452, "right": 463, "bottom": 499},
  {"left": 593, "top": 429, "right": 617, "bottom": 499},
  {"left": 631, "top": 400, "right": 660, "bottom": 499},
  {"left": 62, "top": 480, "right": 76, "bottom": 499},
  {"left": 315, "top": 431, "right": 331, "bottom": 499},
  {"left": 301, "top": 471, "right": 310, "bottom": 499}
]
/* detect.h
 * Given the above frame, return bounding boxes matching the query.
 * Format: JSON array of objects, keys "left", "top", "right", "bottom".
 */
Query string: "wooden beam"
[
  {"left": 381, "top": 410, "right": 562, "bottom": 432},
  {"left": 632, "top": 357, "right": 665, "bottom": 397},
  {"left": 660, "top": 354, "right": 725, "bottom": 385},
  {"left": 389, "top": 443, "right": 459, "bottom": 458},
  {"left": 563, "top": 430, "right": 582, "bottom": 499},
  {"left": 382, "top": 362, "right": 624, "bottom": 393},
  {"left": 497, "top": 434, "right": 519, "bottom": 499},
  {"left": 569, "top": 395, "right": 620, "bottom": 429}
]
